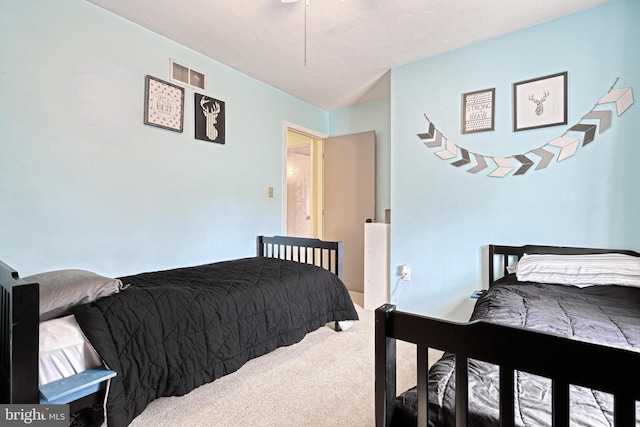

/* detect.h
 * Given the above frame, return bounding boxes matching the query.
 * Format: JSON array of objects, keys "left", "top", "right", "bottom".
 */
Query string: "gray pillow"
[{"left": 24, "top": 269, "right": 125, "bottom": 321}]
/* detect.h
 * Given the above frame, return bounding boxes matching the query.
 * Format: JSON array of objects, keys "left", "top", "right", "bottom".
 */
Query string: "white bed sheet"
[{"left": 39, "top": 314, "right": 102, "bottom": 386}]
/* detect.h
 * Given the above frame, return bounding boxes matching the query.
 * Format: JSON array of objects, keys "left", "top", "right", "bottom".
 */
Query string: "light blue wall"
[
  {"left": 391, "top": 0, "right": 640, "bottom": 320},
  {"left": 330, "top": 98, "right": 391, "bottom": 222},
  {"left": 0, "top": 0, "right": 328, "bottom": 276}
]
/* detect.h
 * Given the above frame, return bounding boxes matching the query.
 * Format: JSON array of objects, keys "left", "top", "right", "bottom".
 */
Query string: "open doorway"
[
  {"left": 285, "top": 126, "right": 324, "bottom": 239},
  {"left": 284, "top": 124, "right": 375, "bottom": 298}
]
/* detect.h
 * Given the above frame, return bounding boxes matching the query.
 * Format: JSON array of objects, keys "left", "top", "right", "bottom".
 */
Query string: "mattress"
[
  {"left": 39, "top": 314, "right": 102, "bottom": 386},
  {"left": 75, "top": 256, "right": 359, "bottom": 427}
]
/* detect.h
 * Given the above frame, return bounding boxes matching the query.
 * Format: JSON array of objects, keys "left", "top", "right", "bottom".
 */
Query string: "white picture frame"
[{"left": 143, "top": 75, "right": 185, "bottom": 133}]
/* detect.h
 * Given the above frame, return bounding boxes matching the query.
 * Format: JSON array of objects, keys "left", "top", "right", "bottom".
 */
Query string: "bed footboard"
[
  {"left": 375, "top": 304, "right": 640, "bottom": 427},
  {"left": 257, "top": 235, "right": 343, "bottom": 279},
  {"left": 0, "top": 260, "right": 39, "bottom": 404}
]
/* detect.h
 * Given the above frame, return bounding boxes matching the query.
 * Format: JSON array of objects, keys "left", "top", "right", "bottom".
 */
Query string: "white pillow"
[{"left": 515, "top": 253, "right": 640, "bottom": 288}]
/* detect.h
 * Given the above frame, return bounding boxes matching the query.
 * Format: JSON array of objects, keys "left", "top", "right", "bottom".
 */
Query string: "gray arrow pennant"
[
  {"left": 570, "top": 124, "right": 597, "bottom": 145},
  {"left": 514, "top": 155, "right": 534, "bottom": 175},
  {"left": 531, "top": 148, "right": 554, "bottom": 170},
  {"left": 452, "top": 148, "right": 470, "bottom": 167},
  {"left": 467, "top": 153, "right": 488, "bottom": 174},
  {"left": 424, "top": 129, "right": 443, "bottom": 148},
  {"left": 417, "top": 122, "right": 435, "bottom": 140},
  {"left": 583, "top": 110, "right": 611, "bottom": 133}
]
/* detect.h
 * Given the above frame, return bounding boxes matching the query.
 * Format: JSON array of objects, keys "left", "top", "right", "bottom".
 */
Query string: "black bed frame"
[
  {"left": 375, "top": 244, "right": 640, "bottom": 427},
  {"left": 0, "top": 235, "right": 342, "bottom": 411},
  {"left": 257, "top": 235, "right": 343, "bottom": 279}
]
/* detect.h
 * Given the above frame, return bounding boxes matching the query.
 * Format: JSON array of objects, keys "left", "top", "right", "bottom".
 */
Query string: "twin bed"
[
  {"left": 0, "top": 235, "right": 358, "bottom": 427},
  {"left": 376, "top": 244, "right": 640, "bottom": 427}
]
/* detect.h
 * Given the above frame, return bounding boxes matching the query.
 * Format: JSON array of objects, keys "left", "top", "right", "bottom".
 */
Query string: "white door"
[
  {"left": 285, "top": 127, "right": 324, "bottom": 239},
  {"left": 286, "top": 148, "right": 311, "bottom": 237},
  {"left": 323, "top": 131, "right": 376, "bottom": 293}
]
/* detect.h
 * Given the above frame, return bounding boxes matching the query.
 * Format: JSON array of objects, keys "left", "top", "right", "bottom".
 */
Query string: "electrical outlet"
[
  {"left": 400, "top": 265, "right": 411, "bottom": 281},
  {"left": 268, "top": 187, "right": 274, "bottom": 198}
]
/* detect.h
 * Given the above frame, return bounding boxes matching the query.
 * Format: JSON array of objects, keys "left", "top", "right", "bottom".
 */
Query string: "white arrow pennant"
[
  {"left": 598, "top": 87, "right": 633, "bottom": 116},
  {"left": 435, "top": 139, "right": 457, "bottom": 160},
  {"left": 549, "top": 136, "right": 580, "bottom": 161},
  {"left": 488, "top": 157, "right": 514, "bottom": 177}
]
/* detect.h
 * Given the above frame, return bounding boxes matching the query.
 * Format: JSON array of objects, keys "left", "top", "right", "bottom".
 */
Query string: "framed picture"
[
  {"left": 195, "top": 93, "right": 225, "bottom": 144},
  {"left": 144, "top": 75, "right": 185, "bottom": 132},
  {"left": 513, "top": 72, "right": 567, "bottom": 132},
  {"left": 462, "top": 88, "right": 495, "bottom": 134}
]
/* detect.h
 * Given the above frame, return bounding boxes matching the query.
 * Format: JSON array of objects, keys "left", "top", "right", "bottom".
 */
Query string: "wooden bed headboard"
[
  {"left": 488, "top": 244, "right": 640, "bottom": 284},
  {"left": 0, "top": 260, "right": 39, "bottom": 404},
  {"left": 257, "top": 235, "right": 343, "bottom": 279}
]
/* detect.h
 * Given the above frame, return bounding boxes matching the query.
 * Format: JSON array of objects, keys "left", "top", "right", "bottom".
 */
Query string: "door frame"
[{"left": 282, "top": 121, "right": 327, "bottom": 237}]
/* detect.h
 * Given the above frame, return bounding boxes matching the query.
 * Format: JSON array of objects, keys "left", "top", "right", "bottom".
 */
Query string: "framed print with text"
[
  {"left": 144, "top": 75, "right": 185, "bottom": 132},
  {"left": 462, "top": 88, "right": 495, "bottom": 134}
]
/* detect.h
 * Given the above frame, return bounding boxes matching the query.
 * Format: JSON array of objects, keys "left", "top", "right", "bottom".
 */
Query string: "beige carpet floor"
[{"left": 126, "top": 303, "right": 441, "bottom": 427}]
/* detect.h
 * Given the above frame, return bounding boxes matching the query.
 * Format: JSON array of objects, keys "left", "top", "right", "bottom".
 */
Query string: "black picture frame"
[
  {"left": 513, "top": 72, "right": 567, "bottom": 132},
  {"left": 462, "top": 88, "right": 495, "bottom": 134},
  {"left": 143, "top": 75, "right": 185, "bottom": 133},
  {"left": 195, "top": 93, "right": 225, "bottom": 144}
]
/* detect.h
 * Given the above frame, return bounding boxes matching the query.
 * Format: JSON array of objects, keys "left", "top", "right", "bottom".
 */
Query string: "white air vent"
[{"left": 170, "top": 59, "right": 206, "bottom": 91}]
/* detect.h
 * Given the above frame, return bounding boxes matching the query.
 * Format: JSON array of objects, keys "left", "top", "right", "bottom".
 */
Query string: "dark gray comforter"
[
  {"left": 74, "top": 257, "right": 358, "bottom": 427},
  {"left": 393, "top": 275, "right": 640, "bottom": 426}
]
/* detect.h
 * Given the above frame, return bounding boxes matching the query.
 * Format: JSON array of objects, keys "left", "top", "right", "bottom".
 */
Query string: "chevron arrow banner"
[
  {"left": 417, "top": 122, "right": 435, "bottom": 140},
  {"left": 569, "top": 124, "right": 597, "bottom": 145},
  {"left": 598, "top": 87, "right": 633, "bottom": 116},
  {"left": 549, "top": 136, "right": 580, "bottom": 161},
  {"left": 583, "top": 110, "right": 611, "bottom": 133},
  {"left": 436, "top": 139, "right": 457, "bottom": 160},
  {"left": 489, "top": 157, "right": 514, "bottom": 177},
  {"left": 531, "top": 148, "right": 554, "bottom": 170},
  {"left": 467, "top": 154, "right": 488, "bottom": 174},
  {"left": 425, "top": 129, "right": 443, "bottom": 148},
  {"left": 452, "top": 148, "right": 471, "bottom": 167},
  {"left": 514, "top": 154, "right": 534, "bottom": 175},
  {"left": 416, "top": 81, "right": 633, "bottom": 177}
]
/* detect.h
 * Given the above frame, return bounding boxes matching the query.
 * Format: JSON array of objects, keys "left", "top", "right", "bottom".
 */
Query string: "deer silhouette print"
[
  {"left": 529, "top": 90, "right": 550, "bottom": 116},
  {"left": 200, "top": 97, "right": 221, "bottom": 141}
]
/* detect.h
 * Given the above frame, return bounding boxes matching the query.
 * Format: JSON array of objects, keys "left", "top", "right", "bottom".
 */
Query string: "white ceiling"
[{"left": 88, "top": 0, "right": 609, "bottom": 111}]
